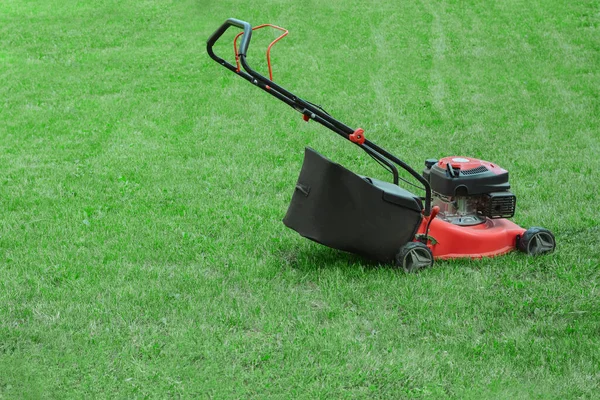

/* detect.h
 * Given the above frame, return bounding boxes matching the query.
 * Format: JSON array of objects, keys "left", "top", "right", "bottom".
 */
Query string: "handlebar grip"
[{"left": 207, "top": 18, "right": 252, "bottom": 56}]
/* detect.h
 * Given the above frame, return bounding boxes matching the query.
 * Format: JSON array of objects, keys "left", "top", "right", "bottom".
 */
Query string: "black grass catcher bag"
[{"left": 283, "top": 148, "right": 424, "bottom": 262}]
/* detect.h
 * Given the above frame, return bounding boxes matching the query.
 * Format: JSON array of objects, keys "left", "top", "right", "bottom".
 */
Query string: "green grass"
[{"left": 1, "top": 0, "right": 599, "bottom": 397}]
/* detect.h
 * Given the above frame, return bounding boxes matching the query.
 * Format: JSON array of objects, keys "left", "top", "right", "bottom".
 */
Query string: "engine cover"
[
  {"left": 424, "top": 156, "right": 517, "bottom": 224},
  {"left": 425, "top": 156, "right": 510, "bottom": 196}
]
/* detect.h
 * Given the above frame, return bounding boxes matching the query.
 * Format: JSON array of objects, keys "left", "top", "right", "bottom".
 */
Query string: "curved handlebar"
[
  {"left": 207, "top": 18, "right": 252, "bottom": 55},
  {"left": 207, "top": 18, "right": 253, "bottom": 74}
]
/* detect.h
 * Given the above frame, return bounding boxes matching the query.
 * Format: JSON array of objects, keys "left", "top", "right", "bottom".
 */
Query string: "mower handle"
[
  {"left": 207, "top": 19, "right": 433, "bottom": 216},
  {"left": 207, "top": 18, "right": 253, "bottom": 71}
]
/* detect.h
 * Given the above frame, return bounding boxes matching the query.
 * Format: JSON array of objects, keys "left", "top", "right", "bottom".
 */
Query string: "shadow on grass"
[
  {"left": 273, "top": 238, "right": 496, "bottom": 277},
  {"left": 298, "top": 245, "right": 385, "bottom": 270},
  {"left": 271, "top": 239, "right": 382, "bottom": 271}
]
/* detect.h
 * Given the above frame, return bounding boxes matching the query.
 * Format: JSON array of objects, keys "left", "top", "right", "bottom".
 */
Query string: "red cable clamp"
[{"left": 349, "top": 128, "right": 365, "bottom": 145}]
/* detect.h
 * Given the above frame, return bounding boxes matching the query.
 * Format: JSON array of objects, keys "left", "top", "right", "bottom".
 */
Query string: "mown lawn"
[{"left": 1, "top": 0, "right": 599, "bottom": 397}]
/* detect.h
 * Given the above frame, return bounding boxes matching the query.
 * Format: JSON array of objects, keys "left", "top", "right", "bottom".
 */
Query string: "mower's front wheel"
[
  {"left": 395, "top": 242, "right": 434, "bottom": 273},
  {"left": 518, "top": 227, "right": 556, "bottom": 255}
]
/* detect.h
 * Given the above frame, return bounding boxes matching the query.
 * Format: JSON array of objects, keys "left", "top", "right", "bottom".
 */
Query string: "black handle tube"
[
  {"left": 309, "top": 112, "right": 400, "bottom": 185},
  {"left": 208, "top": 18, "right": 357, "bottom": 140},
  {"left": 239, "top": 56, "right": 359, "bottom": 137}
]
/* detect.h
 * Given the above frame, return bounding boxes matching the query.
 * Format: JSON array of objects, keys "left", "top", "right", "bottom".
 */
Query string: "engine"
[{"left": 423, "top": 156, "right": 516, "bottom": 226}]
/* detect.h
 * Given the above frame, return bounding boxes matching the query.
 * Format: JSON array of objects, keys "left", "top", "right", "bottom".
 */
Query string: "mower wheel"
[
  {"left": 518, "top": 227, "right": 556, "bottom": 255},
  {"left": 395, "top": 242, "right": 434, "bottom": 273}
]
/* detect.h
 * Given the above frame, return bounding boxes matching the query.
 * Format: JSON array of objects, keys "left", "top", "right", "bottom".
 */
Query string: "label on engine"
[{"left": 452, "top": 157, "right": 470, "bottom": 163}]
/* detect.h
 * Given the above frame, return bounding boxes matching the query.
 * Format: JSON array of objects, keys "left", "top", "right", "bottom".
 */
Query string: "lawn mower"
[{"left": 207, "top": 18, "right": 556, "bottom": 271}]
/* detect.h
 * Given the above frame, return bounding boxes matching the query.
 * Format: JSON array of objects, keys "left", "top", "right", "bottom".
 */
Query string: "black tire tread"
[
  {"left": 518, "top": 227, "right": 556, "bottom": 255},
  {"left": 395, "top": 242, "right": 434, "bottom": 273}
]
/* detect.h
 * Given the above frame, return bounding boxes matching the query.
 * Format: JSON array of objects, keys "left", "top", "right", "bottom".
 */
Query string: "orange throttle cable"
[{"left": 233, "top": 24, "right": 288, "bottom": 81}]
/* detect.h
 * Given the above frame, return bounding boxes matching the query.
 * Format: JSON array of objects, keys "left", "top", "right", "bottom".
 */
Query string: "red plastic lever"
[{"left": 349, "top": 128, "right": 365, "bottom": 145}]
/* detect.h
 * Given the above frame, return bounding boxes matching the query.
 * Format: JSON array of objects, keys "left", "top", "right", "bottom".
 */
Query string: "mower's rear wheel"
[
  {"left": 518, "top": 227, "right": 556, "bottom": 255},
  {"left": 395, "top": 242, "right": 434, "bottom": 273}
]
